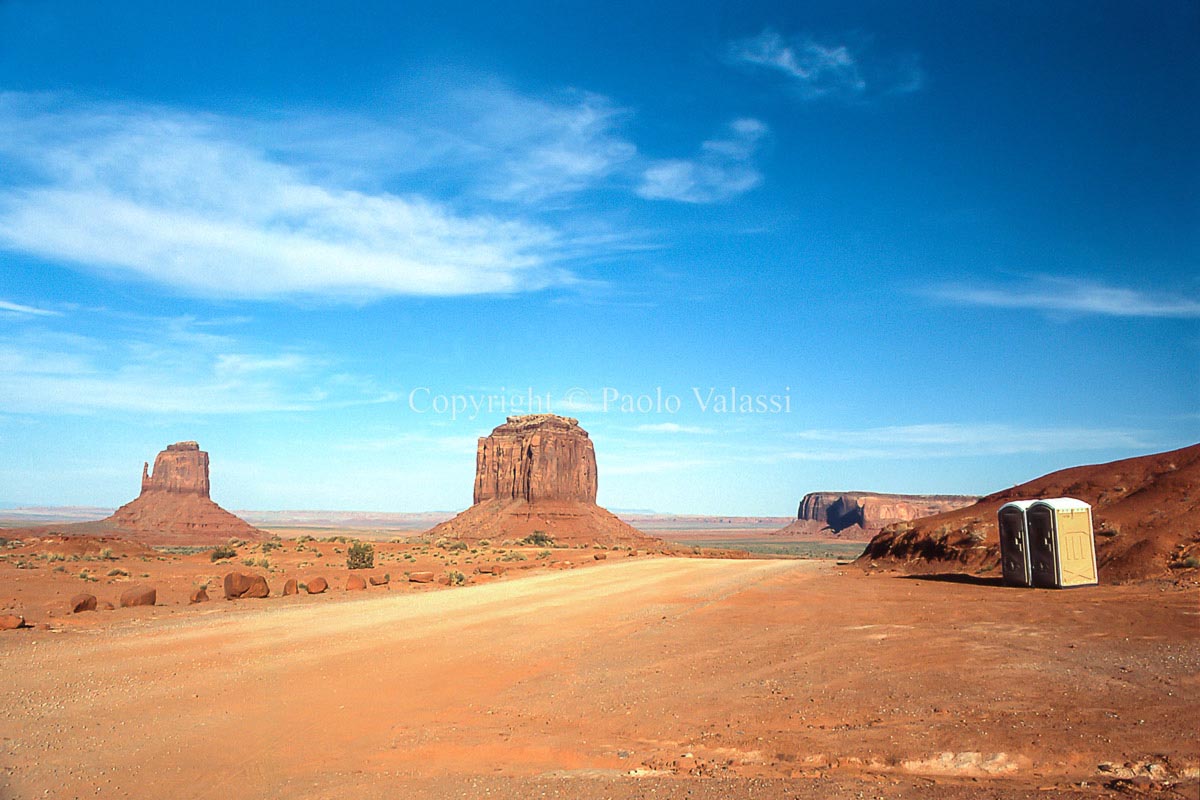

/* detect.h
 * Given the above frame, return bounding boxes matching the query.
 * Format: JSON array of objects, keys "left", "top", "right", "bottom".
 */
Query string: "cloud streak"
[
  {"left": 0, "top": 299, "right": 60, "bottom": 316},
  {"left": 771, "top": 422, "right": 1147, "bottom": 461},
  {"left": 0, "top": 94, "right": 571, "bottom": 301},
  {"left": 0, "top": 313, "right": 396, "bottom": 415},
  {"left": 926, "top": 276, "right": 1200, "bottom": 319},
  {"left": 729, "top": 30, "right": 922, "bottom": 100},
  {"left": 637, "top": 118, "right": 768, "bottom": 203}
]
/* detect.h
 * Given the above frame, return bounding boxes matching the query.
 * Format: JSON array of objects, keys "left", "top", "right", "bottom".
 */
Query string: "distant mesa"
[
  {"left": 785, "top": 491, "right": 978, "bottom": 536},
  {"left": 8, "top": 441, "right": 264, "bottom": 546},
  {"left": 426, "top": 414, "right": 658, "bottom": 547},
  {"left": 857, "top": 442, "right": 1200, "bottom": 582}
]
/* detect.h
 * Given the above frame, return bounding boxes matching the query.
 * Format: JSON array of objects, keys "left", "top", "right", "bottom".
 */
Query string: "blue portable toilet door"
[
  {"left": 1027, "top": 504, "right": 1059, "bottom": 588},
  {"left": 997, "top": 506, "right": 1032, "bottom": 586}
]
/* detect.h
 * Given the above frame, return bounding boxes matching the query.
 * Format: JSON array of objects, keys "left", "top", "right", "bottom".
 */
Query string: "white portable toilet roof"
[
  {"left": 1030, "top": 497, "right": 1091, "bottom": 511},
  {"left": 999, "top": 499, "right": 1037, "bottom": 511}
]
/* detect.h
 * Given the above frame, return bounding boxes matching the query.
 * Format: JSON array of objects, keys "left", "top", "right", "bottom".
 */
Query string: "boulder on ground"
[
  {"left": 223, "top": 572, "right": 269, "bottom": 600},
  {"left": 368, "top": 574, "right": 389, "bottom": 586},
  {"left": 408, "top": 571, "right": 435, "bottom": 583},
  {"left": 119, "top": 586, "right": 156, "bottom": 607},
  {"left": 346, "top": 575, "right": 367, "bottom": 591},
  {"left": 0, "top": 614, "right": 26, "bottom": 630},
  {"left": 594, "top": 552, "right": 607, "bottom": 560},
  {"left": 282, "top": 578, "right": 298, "bottom": 596},
  {"left": 70, "top": 593, "right": 97, "bottom": 613},
  {"left": 306, "top": 577, "right": 328, "bottom": 594},
  {"left": 189, "top": 587, "right": 209, "bottom": 604},
  {"left": 101, "top": 602, "right": 115, "bottom": 610}
]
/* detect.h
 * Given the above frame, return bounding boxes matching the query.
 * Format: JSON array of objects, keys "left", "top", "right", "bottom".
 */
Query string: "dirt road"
[{"left": 2, "top": 558, "right": 1196, "bottom": 799}]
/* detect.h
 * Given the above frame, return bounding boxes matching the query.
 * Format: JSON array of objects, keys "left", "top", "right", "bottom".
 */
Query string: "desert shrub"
[
  {"left": 107, "top": 568, "right": 129, "bottom": 577},
  {"left": 346, "top": 541, "right": 375, "bottom": 570},
  {"left": 1178, "top": 556, "right": 1200, "bottom": 569},
  {"left": 478, "top": 539, "right": 490, "bottom": 547},
  {"left": 99, "top": 547, "right": 114, "bottom": 560},
  {"left": 261, "top": 540, "right": 281, "bottom": 552},
  {"left": 210, "top": 545, "right": 237, "bottom": 561},
  {"left": 499, "top": 551, "right": 527, "bottom": 562},
  {"left": 296, "top": 535, "right": 314, "bottom": 543},
  {"left": 521, "top": 531, "right": 554, "bottom": 547},
  {"left": 46, "top": 552, "right": 66, "bottom": 562},
  {"left": 447, "top": 541, "right": 469, "bottom": 552},
  {"left": 256, "top": 558, "right": 270, "bottom": 569},
  {"left": 446, "top": 570, "right": 466, "bottom": 586},
  {"left": 52, "top": 565, "right": 66, "bottom": 573},
  {"left": 537, "top": 550, "right": 552, "bottom": 559}
]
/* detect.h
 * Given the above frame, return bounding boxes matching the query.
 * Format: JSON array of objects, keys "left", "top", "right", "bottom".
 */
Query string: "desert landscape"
[
  {"left": 2, "top": 4, "right": 1197, "bottom": 799},
  {"left": 2, "top": 422, "right": 1197, "bottom": 799}
]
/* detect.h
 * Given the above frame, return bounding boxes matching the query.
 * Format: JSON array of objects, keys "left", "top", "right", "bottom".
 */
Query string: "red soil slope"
[{"left": 858, "top": 443, "right": 1200, "bottom": 582}]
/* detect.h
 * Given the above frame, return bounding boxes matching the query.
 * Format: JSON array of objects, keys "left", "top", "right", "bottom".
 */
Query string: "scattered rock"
[
  {"left": 223, "top": 572, "right": 269, "bottom": 600},
  {"left": 101, "top": 602, "right": 115, "bottom": 610},
  {"left": 306, "top": 577, "right": 328, "bottom": 594},
  {"left": 346, "top": 575, "right": 367, "bottom": 591},
  {"left": 594, "top": 552, "right": 607, "bottom": 560},
  {"left": 282, "top": 578, "right": 298, "bottom": 596},
  {"left": 368, "top": 574, "right": 389, "bottom": 586},
  {"left": 119, "top": 585, "right": 156, "bottom": 607},
  {"left": 436, "top": 574, "right": 450, "bottom": 585},
  {"left": 408, "top": 571, "right": 435, "bottom": 583},
  {"left": 189, "top": 587, "right": 209, "bottom": 604},
  {"left": 0, "top": 614, "right": 26, "bottom": 630},
  {"left": 70, "top": 593, "right": 98, "bottom": 613}
]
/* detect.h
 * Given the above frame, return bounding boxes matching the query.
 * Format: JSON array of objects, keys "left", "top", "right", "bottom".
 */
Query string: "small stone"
[
  {"left": 69, "top": 593, "right": 98, "bottom": 613},
  {"left": 119, "top": 586, "right": 156, "bottom": 607}
]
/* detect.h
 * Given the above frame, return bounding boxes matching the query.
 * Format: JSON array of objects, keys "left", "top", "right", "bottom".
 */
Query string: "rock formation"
[
  {"left": 795, "top": 492, "right": 978, "bottom": 532},
  {"left": 857, "top": 443, "right": 1200, "bottom": 582},
  {"left": 473, "top": 414, "right": 597, "bottom": 504},
  {"left": 140, "top": 441, "right": 210, "bottom": 496},
  {"left": 8, "top": 441, "right": 264, "bottom": 546},
  {"left": 101, "top": 442, "right": 264, "bottom": 545},
  {"left": 426, "top": 415, "right": 657, "bottom": 547}
]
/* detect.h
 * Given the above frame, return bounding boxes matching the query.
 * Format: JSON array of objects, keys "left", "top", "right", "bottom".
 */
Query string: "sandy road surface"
[{"left": 2, "top": 557, "right": 1197, "bottom": 800}]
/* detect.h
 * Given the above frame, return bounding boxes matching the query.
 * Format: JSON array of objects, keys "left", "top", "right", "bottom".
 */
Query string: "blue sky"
[{"left": 0, "top": 1, "right": 1196, "bottom": 514}]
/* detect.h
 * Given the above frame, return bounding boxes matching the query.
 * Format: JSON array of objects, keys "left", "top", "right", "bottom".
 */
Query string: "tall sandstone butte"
[
  {"left": 140, "top": 441, "right": 211, "bottom": 496},
  {"left": 101, "top": 441, "right": 263, "bottom": 545},
  {"left": 428, "top": 415, "right": 656, "bottom": 547}
]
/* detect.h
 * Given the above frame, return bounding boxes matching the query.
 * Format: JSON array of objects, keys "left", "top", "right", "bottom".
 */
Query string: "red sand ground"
[{"left": 1, "top": 548, "right": 1195, "bottom": 799}]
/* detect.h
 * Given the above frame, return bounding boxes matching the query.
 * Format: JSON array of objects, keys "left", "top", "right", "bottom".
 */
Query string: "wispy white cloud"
[
  {"left": 0, "top": 298, "right": 60, "bottom": 317},
  {"left": 458, "top": 88, "right": 637, "bottom": 203},
  {"left": 729, "top": 30, "right": 922, "bottom": 101},
  {"left": 633, "top": 422, "right": 715, "bottom": 435},
  {"left": 926, "top": 276, "right": 1200, "bottom": 319},
  {"left": 769, "top": 423, "right": 1148, "bottom": 461},
  {"left": 0, "top": 93, "right": 568, "bottom": 301},
  {"left": 0, "top": 314, "right": 396, "bottom": 415},
  {"left": 637, "top": 118, "right": 768, "bottom": 203}
]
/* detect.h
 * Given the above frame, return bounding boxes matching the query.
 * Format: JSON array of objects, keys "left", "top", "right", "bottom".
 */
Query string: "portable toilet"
[
  {"left": 997, "top": 500, "right": 1036, "bottom": 586},
  {"left": 1027, "top": 498, "right": 1097, "bottom": 588}
]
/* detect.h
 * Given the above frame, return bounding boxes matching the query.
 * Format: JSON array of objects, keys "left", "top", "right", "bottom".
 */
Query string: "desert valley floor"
[{"left": 2, "top": 555, "right": 1196, "bottom": 800}]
